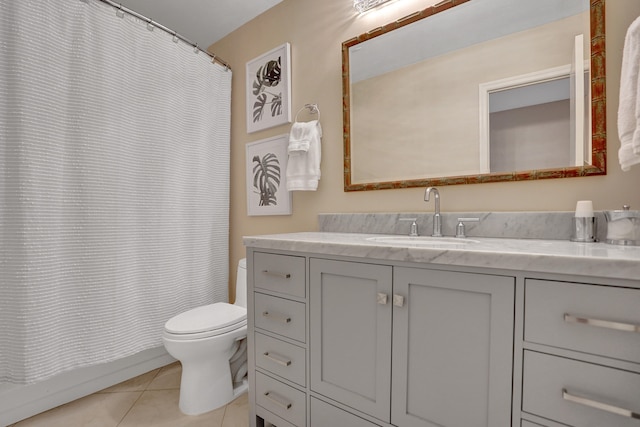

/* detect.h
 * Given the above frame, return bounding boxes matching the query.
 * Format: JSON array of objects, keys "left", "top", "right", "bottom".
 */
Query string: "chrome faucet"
[{"left": 424, "top": 187, "right": 442, "bottom": 237}]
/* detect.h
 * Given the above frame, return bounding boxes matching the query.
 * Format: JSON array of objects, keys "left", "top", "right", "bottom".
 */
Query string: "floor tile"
[
  {"left": 222, "top": 393, "right": 249, "bottom": 427},
  {"left": 8, "top": 362, "right": 249, "bottom": 427},
  {"left": 13, "top": 391, "right": 141, "bottom": 427},
  {"left": 146, "top": 362, "right": 181, "bottom": 390},
  {"left": 117, "top": 389, "right": 225, "bottom": 427}
]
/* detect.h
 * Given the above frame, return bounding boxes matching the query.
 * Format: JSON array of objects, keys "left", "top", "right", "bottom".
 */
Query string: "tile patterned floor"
[{"left": 9, "top": 363, "right": 249, "bottom": 427}]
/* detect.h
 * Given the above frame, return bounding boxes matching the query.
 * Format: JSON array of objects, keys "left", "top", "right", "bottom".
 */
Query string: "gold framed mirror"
[{"left": 343, "top": 0, "right": 605, "bottom": 191}]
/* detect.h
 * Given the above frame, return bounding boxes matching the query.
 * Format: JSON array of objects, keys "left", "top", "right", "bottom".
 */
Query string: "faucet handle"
[
  {"left": 399, "top": 217, "right": 419, "bottom": 236},
  {"left": 455, "top": 217, "right": 479, "bottom": 238}
]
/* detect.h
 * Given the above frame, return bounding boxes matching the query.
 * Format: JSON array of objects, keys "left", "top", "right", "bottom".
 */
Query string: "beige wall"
[{"left": 209, "top": 0, "right": 640, "bottom": 302}]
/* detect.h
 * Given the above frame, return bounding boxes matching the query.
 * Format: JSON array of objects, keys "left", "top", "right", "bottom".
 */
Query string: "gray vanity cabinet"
[
  {"left": 247, "top": 232, "right": 640, "bottom": 427},
  {"left": 308, "top": 258, "right": 515, "bottom": 427},
  {"left": 391, "top": 267, "right": 515, "bottom": 427},
  {"left": 309, "top": 258, "right": 393, "bottom": 423}
]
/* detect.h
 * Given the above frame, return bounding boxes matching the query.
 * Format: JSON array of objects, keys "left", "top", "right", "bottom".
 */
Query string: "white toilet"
[{"left": 163, "top": 258, "right": 248, "bottom": 415}]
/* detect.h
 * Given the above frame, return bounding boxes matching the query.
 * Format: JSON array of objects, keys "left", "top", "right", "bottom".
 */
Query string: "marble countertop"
[{"left": 243, "top": 232, "right": 640, "bottom": 282}]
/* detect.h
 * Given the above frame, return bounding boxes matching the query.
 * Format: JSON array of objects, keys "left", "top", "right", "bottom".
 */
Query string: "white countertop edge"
[{"left": 243, "top": 232, "right": 640, "bottom": 282}]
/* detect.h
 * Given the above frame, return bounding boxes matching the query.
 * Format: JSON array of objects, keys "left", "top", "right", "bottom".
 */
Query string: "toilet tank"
[{"left": 234, "top": 258, "right": 247, "bottom": 308}]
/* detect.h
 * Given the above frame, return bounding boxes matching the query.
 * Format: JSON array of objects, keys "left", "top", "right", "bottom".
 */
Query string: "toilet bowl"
[{"left": 163, "top": 258, "right": 248, "bottom": 415}]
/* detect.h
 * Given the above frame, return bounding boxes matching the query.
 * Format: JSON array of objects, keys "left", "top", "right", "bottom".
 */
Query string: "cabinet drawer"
[
  {"left": 311, "top": 397, "right": 382, "bottom": 427},
  {"left": 256, "top": 371, "right": 306, "bottom": 427},
  {"left": 255, "top": 292, "right": 306, "bottom": 343},
  {"left": 522, "top": 351, "right": 640, "bottom": 427},
  {"left": 256, "top": 406, "right": 298, "bottom": 427},
  {"left": 254, "top": 253, "right": 306, "bottom": 298},
  {"left": 256, "top": 332, "right": 306, "bottom": 387},
  {"left": 525, "top": 279, "right": 640, "bottom": 363}
]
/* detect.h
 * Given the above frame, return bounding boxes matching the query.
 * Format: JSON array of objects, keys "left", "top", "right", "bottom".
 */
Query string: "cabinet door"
[
  {"left": 392, "top": 267, "right": 514, "bottom": 427},
  {"left": 310, "top": 258, "right": 392, "bottom": 423}
]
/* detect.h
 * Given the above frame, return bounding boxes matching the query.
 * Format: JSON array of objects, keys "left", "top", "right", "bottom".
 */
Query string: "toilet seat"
[{"left": 164, "top": 303, "right": 247, "bottom": 340}]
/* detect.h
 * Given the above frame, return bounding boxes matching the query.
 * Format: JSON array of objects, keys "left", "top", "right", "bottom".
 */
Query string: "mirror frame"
[{"left": 342, "top": 0, "right": 606, "bottom": 191}]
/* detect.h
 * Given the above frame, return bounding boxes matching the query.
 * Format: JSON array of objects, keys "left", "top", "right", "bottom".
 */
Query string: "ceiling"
[{"left": 117, "top": 0, "right": 283, "bottom": 49}]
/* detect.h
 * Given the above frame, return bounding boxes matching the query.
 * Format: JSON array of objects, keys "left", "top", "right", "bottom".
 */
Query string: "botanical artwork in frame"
[
  {"left": 246, "top": 134, "right": 292, "bottom": 216},
  {"left": 246, "top": 43, "right": 292, "bottom": 133}
]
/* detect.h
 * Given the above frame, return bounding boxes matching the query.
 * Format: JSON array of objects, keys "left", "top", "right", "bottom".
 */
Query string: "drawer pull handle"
[
  {"left": 262, "top": 270, "right": 291, "bottom": 279},
  {"left": 562, "top": 389, "right": 640, "bottom": 419},
  {"left": 263, "top": 351, "right": 292, "bottom": 367},
  {"left": 564, "top": 313, "right": 640, "bottom": 333},
  {"left": 262, "top": 311, "right": 292, "bottom": 324},
  {"left": 264, "top": 391, "right": 292, "bottom": 410}
]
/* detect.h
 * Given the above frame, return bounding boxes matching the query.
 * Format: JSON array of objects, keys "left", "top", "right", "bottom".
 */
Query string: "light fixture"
[{"left": 353, "top": 0, "right": 393, "bottom": 14}]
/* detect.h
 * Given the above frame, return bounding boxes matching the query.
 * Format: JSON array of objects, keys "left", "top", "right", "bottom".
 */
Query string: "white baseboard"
[{"left": 0, "top": 347, "right": 175, "bottom": 426}]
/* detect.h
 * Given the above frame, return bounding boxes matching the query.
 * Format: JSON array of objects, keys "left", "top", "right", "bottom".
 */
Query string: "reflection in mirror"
[
  {"left": 342, "top": 0, "right": 606, "bottom": 191},
  {"left": 488, "top": 77, "right": 575, "bottom": 173},
  {"left": 482, "top": 66, "right": 591, "bottom": 173}
]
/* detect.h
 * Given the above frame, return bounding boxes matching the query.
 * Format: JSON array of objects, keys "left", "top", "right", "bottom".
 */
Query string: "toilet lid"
[{"left": 165, "top": 303, "right": 247, "bottom": 335}]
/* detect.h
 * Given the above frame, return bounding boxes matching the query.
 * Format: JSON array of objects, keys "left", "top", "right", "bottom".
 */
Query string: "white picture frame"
[
  {"left": 246, "top": 134, "right": 292, "bottom": 216},
  {"left": 246, "top": 43, "right": 292, "bottom": 133}
]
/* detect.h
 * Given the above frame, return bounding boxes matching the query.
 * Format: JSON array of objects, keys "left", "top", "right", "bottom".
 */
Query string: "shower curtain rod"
[{"left": 94, "top": 0, "right": 231, "bottom": 70}]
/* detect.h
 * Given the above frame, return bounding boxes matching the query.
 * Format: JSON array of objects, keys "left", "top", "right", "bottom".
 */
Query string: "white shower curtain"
[{"left": 0, "top": 0, "right": 231, "bottom": 384}]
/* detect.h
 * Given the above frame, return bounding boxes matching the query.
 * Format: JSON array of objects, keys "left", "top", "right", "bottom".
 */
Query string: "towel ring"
[{"left": 294, "top": 103, "right": 320, "bottom": 122}]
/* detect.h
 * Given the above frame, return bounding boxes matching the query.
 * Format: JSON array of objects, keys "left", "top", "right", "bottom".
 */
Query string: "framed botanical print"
[
  {"left": 246, "top": 134, "right": 292, "bottom": 216},
  {"left": 246, "top": 43, "right": 292, "bottom": 133}
]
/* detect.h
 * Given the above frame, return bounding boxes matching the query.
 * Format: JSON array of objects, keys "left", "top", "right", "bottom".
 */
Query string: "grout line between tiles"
[
  {"left": 221, "top": 404, "right": 229, "bottom": 425},
  {"left": 114, "top": 366, "right": 163, "bottom": 426},
  {"left": 115, "top": 391, "right": 145, "bottom": 427}
]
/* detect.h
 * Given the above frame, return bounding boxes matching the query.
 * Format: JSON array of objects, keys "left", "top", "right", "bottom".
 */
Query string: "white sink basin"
[{"left": 366, "top": 236, "right": 480, "bottom": 246}]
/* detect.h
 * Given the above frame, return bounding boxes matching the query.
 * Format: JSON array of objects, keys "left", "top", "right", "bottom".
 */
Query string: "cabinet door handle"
[
  {"left": 563, "top": 389, "right": 640, "bottom": 419},
  {"left": 263, "top": 351, "right": 292, "bottom": 367},
  {"left": 564, "top": 313, "right": 640, "bottom": 333},
  {"left": 377, "top": 293, "right": 388, "bottom": 305},
  {"left": 393, "top": 294, "right": 405, "bottom": 307},
  {"left": 262, "top": 270, "right": 291, "bottom": 279},
  {"left": 264, "top": 391, "right": 293, "bottom": 410}
]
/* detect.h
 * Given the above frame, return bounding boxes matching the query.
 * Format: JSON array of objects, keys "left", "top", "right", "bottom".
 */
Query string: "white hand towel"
[
  {"left": 618, "top": 16, "right": 640, "bottom": 171},
  {"left": 286, "top": 120, "right": 322, "bottom": 191},
  {"left": 288, "top": 121, "right": 318, "bottom": 154}
]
